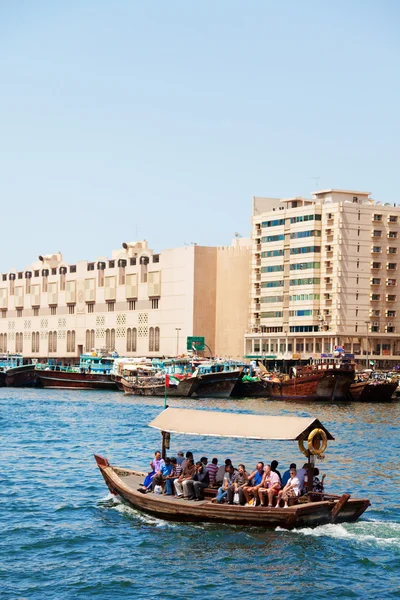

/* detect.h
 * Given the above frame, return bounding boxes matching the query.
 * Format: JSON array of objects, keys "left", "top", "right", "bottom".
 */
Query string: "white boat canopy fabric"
[{"left": 148, "top": 408, "right": 334, "bottom": 441}]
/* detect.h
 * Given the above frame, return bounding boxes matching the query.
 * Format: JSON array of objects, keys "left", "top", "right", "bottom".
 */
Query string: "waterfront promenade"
[{"left": 1, "top": 389, "right": 399, "bottom": 599}]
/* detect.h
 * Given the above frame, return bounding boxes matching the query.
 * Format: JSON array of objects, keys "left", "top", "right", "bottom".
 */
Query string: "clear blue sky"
[{"left": 0, "top": 0, "right": 399, "bottom": 271}]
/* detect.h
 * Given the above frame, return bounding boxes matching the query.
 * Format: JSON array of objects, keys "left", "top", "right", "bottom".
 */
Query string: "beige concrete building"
[
  {"left": 245, "top": 189, "right": 400, "bottom": 367},
  {"left": 0, "top": 239, "right": 251, "bottom": 362}
]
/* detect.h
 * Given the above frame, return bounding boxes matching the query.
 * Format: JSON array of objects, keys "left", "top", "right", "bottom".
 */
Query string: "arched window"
[
  {"left": 71, "top": 330, "right": 75, "bottom": 353},
  {"left": 127, "top": 328, "right": 132, "bottom": 352},
  {"left": 67, "top": 331, "right": 71, "bottom": 353},
  {"left": 36, "top": 332, "right": 39, "bottom": 353},
  {"left": 0, "top": 333, "right": 3, "bottom": 353},
  {"left": 90, "top": 329, "right": 95, "bottom": 350},
  {"left": 16, "top": 332, "right": 23, "bottom": 353},
  {"left": 149, "top": 327, "right": 154, "bottom": 352},
  {"left": 4, "top": 333, "right": 7, "bottom": 352},
  {"left": 155, "top": 327, "right": 160, "bottom": 352},
  {"left": 48, "top": 331, "right": 52, "bottom": 353},
  {"left": 85, "top": 330, "right": 90, "bottom": 352},
  {"left": 53, "top": 331, "right": 57, "bottom": 353},
  {"left": 31, "top": 332, "right": 35, "bottom": 353},
  {"left": 132, "top": 327, "right": 137, "bottom": 352},
  {"left": 110, "top": 328, "right": 115, "bottom": 350},
  {"left": 105, "top": 329, "right": 110, "bottom": 351}
]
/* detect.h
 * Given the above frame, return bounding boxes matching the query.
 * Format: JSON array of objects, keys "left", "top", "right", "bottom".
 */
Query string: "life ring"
[
  {"left": 307, "top": 428, "right": 328, "bottom": 455},
  {"left": 298, "top": 428, "right": 328, "bottom": 456}
]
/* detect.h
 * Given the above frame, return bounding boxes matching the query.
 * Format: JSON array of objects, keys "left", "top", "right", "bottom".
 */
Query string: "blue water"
[{"left": 1, "top": 389, "right": 400, "bottom": 599}]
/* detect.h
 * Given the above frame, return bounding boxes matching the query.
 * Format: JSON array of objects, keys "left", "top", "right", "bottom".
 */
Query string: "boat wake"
[
  {"left": 278, "top": 520, "right": 400, "bottom": 549},
  {"left": 99, "top": 493, "right": 176, "bottom": 528}
]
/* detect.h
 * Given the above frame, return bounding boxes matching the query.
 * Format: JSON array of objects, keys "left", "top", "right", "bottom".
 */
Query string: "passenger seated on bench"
[
  {"left": 312, "top": 467, "right": 325, "bottom": 493},
  {"left": 276, "top": 468, "right": 301, "bottom": 508},
  {"left": 216, "top": 465, "right": 235, "bottom": 503},
  {"left": 215, "top": 459, "right": 232, "bottom": 485},
  {"left": 181, "top": 451, "right": 194, "bottom": 470},
  {"left": 227, "top": 464, "right": 249, "bottom": 505},
  {"left": 258, "top": 464, "right": 281, "bottom": 507},
  {"left": 174, "top": 458, "right": 196, "bottom": 498},
  {"left": 206, "top": 458, "right": 219, "bottom": 486},
  {"left": 242, "top": 462, "right": 265, "bottom": 506},
  {"left": 165, "top": 457, "right": 180, "bottom": 495},
  {"left": 184, "top": 461, "right": 210, "bottom": 501},
  {"left": 151, "top": 457, "right": 173, "bottom": 491}
]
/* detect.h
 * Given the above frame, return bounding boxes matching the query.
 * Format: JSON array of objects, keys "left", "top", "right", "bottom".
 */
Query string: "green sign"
[{"left": 187, "top": 336, "right": 205, "bottom": 351}]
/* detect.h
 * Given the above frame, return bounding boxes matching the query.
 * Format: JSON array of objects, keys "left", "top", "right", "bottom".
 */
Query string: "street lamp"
[
  {"left": 175, "top": 328, "right": 181, "bottom": 357},
  {"left": 365, "top": 321, "right": 369, "bottom": 369}
]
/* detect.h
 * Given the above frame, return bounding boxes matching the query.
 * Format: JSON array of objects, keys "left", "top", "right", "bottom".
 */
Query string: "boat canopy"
[{"left": 148, "top": 408, "right": 334, "bottom": 441}]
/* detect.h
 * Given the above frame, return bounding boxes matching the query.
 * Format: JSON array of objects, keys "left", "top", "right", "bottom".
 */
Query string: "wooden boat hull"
[
  {"left": 122, "top": 376, "right": 199, "bottom": 397},
  {"left": 0, "top": 371, "right": 6, "bottom": 387},
  {"left": 193, "top": 370, "right": 242, "bottom": 398},
  {"left": 267, "top": 375, "right": 321, "bottom": 400},
  {"left": 36, "top": 370, "right": 118, "bottom": 390},
  {"left": 315, "top": 371, "right": 355, "bottom": 401},
  {"left": 230, "top": 378, "right": 270, "bottom": 398},
  {"left": 349, "top": 381, "right": 397, "bottom": 402},
  {"left": 5, "top": 364, "right": 38, "bottom": 387},
  {"left": 95, "top": 456, "right": 370, "bottom": 530}
]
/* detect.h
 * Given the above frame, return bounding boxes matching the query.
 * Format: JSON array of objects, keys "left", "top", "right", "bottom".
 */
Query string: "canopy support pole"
[
  {"left": 161, "top": 431, "right": 166, "bottom": 459},
  {"left": 307, "top": 452, "right": 313, "bottom": 493}
]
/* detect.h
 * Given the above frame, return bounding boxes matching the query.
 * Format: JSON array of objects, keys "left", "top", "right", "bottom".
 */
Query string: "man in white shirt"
[
  {"left": 296, "top": 463, "right": 308, "bottom": 494},
  {"left": 276, "top": 468, "right": 301, "bottom": 508}
]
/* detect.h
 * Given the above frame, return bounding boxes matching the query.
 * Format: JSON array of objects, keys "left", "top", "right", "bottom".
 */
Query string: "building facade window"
[
  {"left": 290, "top": 230, "right": 321, "bottom": 240},
  {"left": 107, "top": 302, "right": 115, "bottom": 312},
  {"left": 290, "top": 246, "right": 321, "bottom": 255},
  {"left": 154, "top": 327, "right": 160, "bottom": 352},
  {"left": 151, "top": 299, "right": 159, "bottom": 309},
  {"left": 128, "top": 300, "right": 136, "bottom": 310},
  {"left": 33, "top": 308, "right": 39, "bottom": 316},
  {"left": 261, "top": 234, "right": 285, "bottom": 243},
  {"left": 289, "top": 214, "right": 321, "bottom": 223},
  {"left": 262, "top": 218, "right": 285, "bottom": 228},
  {"left": 261, "top": 280, "right": 284, "bottom": 288},
  {"left": 87, "top": 303, "right": 94, "bottom": 313},
  {"left": 48, "top": 331, "right": 57, "bottom": 353},
  {"left": 149, "top": 327, "right": 155, "bottom": 351},
  {"left": 50, "top": 306, "right": 57, "bottom": 315},
  {"left": 261, "top": 265, "right": 284, "bottom": 273},
  {"left": 290, "top": 278, "right": 320, "bottom": 286},
  {"left": 290, "top": 262, "right": 320, "bottom": 271},
  {"left": 16, "top": 309, "right": 22, "bottom": 318}
]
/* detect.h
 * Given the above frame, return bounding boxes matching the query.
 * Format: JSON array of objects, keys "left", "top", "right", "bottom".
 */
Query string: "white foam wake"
[
  {"left": 107, "top": 495, "right": 177, "bottom": 528},
  {"left": 278, "top": 520, "right": 400, "bottom": 549}
]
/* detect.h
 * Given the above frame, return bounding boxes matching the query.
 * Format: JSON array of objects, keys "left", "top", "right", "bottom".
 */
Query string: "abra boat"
[{"left": 95, "top": 408, "right": 370, "bottom": 530}]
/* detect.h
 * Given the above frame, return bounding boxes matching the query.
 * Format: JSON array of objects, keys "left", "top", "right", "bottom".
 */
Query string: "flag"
[{"left": 165, "top": 374, "right": 180, "bottom": 388}]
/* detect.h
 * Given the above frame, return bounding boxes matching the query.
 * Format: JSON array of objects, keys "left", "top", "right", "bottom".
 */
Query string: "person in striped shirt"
[{"left": 206, "top": 458, "right": 219, "bottom": 486}]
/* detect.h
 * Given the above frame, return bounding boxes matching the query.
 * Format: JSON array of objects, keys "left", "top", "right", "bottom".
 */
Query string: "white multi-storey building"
[
  {"left": 245, "top": 189, "right": 400, "bottom": 367},
  {"left": 0, "top": 239, "right": 251, "bottom": 362}
]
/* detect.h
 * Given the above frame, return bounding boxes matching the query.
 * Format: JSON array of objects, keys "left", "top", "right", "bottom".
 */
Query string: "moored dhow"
[
  {"left": 36, "top": 353, "right": 118, "bottom": 390},
  {"left": 95, "top": 408, "right": 370, "bottom": 529}
]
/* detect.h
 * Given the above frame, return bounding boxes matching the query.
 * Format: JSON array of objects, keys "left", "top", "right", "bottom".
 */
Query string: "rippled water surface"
[{"left": 1, "top": 389, "right": 400, "bottom": 599}]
